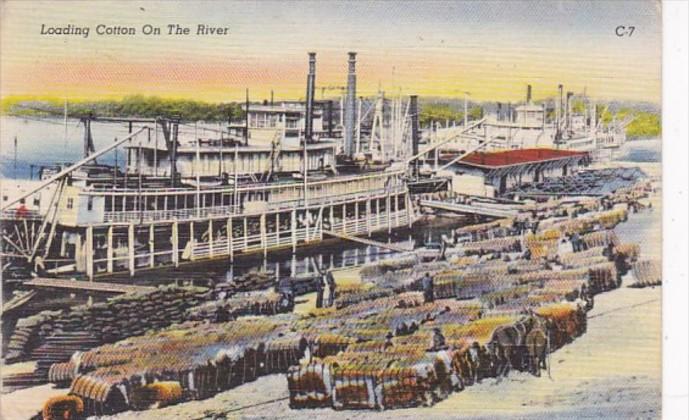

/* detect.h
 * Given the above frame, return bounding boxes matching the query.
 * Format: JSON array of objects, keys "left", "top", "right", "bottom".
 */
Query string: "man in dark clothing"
[
  {"left": 216, "top": 304, "right": 231, "bottom": 323},
  {"left": 603, "top": 242, "right": 615, "bottom": 258},
  {"left": 422, "top": 272, "right": 434, "bottom": 303},
  {"left": 315, "top": 275, "right": 325, "bottom": 308},
  {"left": 428, "top": 328, "right": 448, "bottom": 351},
  {"left": 276, "top": 277, "right": 294, "bottom": 310},
  {"left": 384, "top": 332, "right": 394, "bottom": 350},
  {"left": 531, "top": 219, "right": 540, "bottom": 234},
  {"left": 571, "top": 232, "right": 583, "bottom": 252},
  {"left": 325, "top": 271, "right": 336, "bottom": 307}
]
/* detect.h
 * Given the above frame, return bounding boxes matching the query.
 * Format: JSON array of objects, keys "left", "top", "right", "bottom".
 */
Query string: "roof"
[{"left": 459, "top": 149, "right": 589, "bottom": 169}]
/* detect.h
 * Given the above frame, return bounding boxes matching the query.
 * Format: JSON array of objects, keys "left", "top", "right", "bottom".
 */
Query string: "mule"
[
  {"left": 488, "top": 315, "right": 546, "bottom": 378},
  {"left": 525, "top": 326, "right": 548, "bottom": 376}
]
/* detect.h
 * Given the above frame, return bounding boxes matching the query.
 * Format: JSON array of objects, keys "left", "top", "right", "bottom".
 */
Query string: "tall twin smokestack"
[
  {"left": 526, "top": 84, "right": 532, "bottom": 104},
  {"left": 344, "top": 52, "right": 357, "bottom": 156},
  {"left": 305, "top": 52, "right": 316, "bottom": 142}
]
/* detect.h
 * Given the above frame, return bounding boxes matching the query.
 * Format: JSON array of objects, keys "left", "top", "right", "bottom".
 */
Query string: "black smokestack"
[
  {"left": 410, "top": 95, "right": 419, "bottom": 156},
  {"left": 344, "top": 52, "right": 357, "bottom": 156},
  {"left": 327, "top": 100, "right": 333, "bottom": 137},
  {"left": 527, "top": 85, "right": 532, "bottom": 104},
  {"left": 497, "top": 102, "right": 502, "bottom": 121},
  {"left": 305, "top": 52, "right": 316, "bottom": 142}
]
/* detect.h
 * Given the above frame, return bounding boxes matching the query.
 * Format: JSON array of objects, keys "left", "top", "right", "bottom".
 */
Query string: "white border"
[{"left": 662, "top": 1, "right": 688, "bottom": 419}]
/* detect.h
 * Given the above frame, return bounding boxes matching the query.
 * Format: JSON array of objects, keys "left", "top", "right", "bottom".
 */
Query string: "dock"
[
  {"left": 323, "top": 230, "right": 413, "bottom": 253},
  {"left": 419, "top": 199, "right": 520, "bottom": 218},
  {"left": 24, "top": 278, "right": 156, "bottom": 294}
]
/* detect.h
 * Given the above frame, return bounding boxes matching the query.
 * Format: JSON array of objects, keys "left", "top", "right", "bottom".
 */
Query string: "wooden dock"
[
  {"left": 24, "top": 278, "right": 156, "bottom": 294},
  {"left": 322, "top": 230, "right": 413, "bottom": 253},
  {"left": 418, "top": 199, "right": 520, "bottom": 218}
]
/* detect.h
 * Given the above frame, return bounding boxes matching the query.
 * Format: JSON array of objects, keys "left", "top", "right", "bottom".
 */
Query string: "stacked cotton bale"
[
  {"left": 4, "top": 310, "right": 61, "bottom": 363},
  {"left": 359, "top": 254, "right": 418, "bottom": 281},
  {"left": 614, "top": 243, "right": 641, "bottom": 263},
  {"left": 535, "top": 302, "right": 587, "bottom": 350},
  {"left": 580, "top": 229, "right": 619, "bottom": 249},
  {"left": 185, "top": 290, "right": 286, "bottom": 322},
  {"left": 328, "top": 347, "right": 450, "bottom": 410},
  {"left": 287, "top": 359, "right": 336, "bottom": 408},
  {"left": 306, "top": 333, "right": 357, "bottom": 358},
  {"left": 558, "top": 247, "right": 607, "bottom": 268},
  {"left": 525, "top": 230, "right": 561, "bottom": 259},
  {"left": 462, "top": 236, "right": 522, "bottom": 255},
  {"left": 7, "top": 286, "right": 210, "bottom": 373},
  {"left": 215, "top": 270, "right": 275, "bottom": 294},
  {"left": 480, "top": 285, "right": 533, "bottom": 308},
  {"left": 630, "top": 259, "right": 662, "bottom": 288},
  {"left": 334, "top": 286, "right": 394, "bottom": 309},
  {"left": 286, "top": 276, "right": 322, "bottom": 296},
  {"left": 587, "top": 262, "right": 619, "bottom": 292},
  {"left": 53, "top": 318, "right": 304, "bottom": 416}
]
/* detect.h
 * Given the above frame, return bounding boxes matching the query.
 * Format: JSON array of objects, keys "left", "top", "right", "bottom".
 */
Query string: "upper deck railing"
[
  {"left": 83, "top": 169, "right": 405, "bottom": 197},
  {"left": 101, "top": 185, "right": 407, "bottom": 223}
]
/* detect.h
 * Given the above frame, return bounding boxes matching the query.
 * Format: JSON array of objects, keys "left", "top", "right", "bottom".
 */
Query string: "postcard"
[{"left": 0, "top": 1, "right": 674, "bottom": 419}]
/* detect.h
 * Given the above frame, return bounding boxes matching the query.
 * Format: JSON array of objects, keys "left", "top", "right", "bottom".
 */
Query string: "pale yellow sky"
[{"left": 0, "top": 1, "right": 662, "bottom": 103}]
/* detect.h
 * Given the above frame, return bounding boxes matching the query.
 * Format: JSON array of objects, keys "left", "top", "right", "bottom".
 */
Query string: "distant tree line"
[
  {"left": 419, "top": 103, "right": 483, "bottom": 127},
  {"left": 1, "top": 95, "right": 245, "bottom": 122},
  {"left": 2, "top": 95, "right": 660, "bottom": 139}
]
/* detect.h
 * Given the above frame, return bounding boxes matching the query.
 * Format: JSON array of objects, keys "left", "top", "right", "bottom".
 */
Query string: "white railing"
[
  {"left": 189, "top": 210, "right": 410, "bottom": 260},
  {"left": 103, "top": 205, "right": 240, "bottom": 223},
  {"left": 101, "top": 186, "right": 407, "bottom": 224}
]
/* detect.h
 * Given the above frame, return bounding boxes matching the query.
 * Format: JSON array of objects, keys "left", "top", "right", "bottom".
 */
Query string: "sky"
[{"left": 0, "top": 0, "right": 662, "bottom": 104}]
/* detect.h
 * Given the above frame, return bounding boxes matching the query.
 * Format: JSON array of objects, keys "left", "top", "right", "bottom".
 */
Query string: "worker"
[
  {"left": 422, "top": 272, "right": 434, "bottom": 303},
  {"left": 571, "top": 232, "right": 583, "bottom": 252},
  {"left": 384, "top": 332, "right": 394, "bottom": 350},
  {"left": 315, "top": 274, "right": 325, "bottom": 309},
  {"left": 558, "top": 236, "right": 573, "bottom": 255},
  {"left": 276, "top": 277, "right": 294, "bottom": 310},
  {"left": 428, "top": 328, "right": 448, "bottom": 352},
  {"left": 325, "top": 270, "right": 336, "bottom": 307},
  {"left": 15, "top": 203, "right": 28, "bottom": 219},
  {"left": 215, "top": 304, "right": 231, "bottom": 323}
]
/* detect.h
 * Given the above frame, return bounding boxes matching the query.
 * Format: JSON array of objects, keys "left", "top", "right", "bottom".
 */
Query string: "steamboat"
[
  {"left": 1, "top": 52, "right": 418, "bottom": 279},
  {"left": 423, "top": 83, "right": 630, "bottom": 164}
]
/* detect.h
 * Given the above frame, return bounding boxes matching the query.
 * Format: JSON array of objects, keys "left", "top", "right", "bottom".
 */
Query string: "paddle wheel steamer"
[{"left": 0, "top": 52, "right": 416, "bottom": 279}]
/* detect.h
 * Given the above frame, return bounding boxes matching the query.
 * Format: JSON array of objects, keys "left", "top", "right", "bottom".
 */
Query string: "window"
[
  {"left": 33, "top": 198, "right": 40, "bottom": 207},
  {"left": 66, "top": 198, "right": 74, "bottom": 209},
  {"left": 87, "top": 197, "right": 94, "bottom": 211}
]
